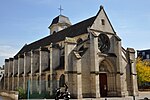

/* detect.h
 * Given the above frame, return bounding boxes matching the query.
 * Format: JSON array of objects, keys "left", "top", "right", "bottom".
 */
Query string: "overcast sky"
[{"left": 0, "top": 0, "right": 150, "bottom": 66}]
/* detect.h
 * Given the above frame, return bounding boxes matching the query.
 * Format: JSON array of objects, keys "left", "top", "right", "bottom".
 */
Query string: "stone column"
[
  {"left": 12, "top": 60, "right": 15, "bottom": 91},
  {"left": 7, "top": 59, "right": 10, "bottom": 90},
  {"left": 13, "top": 56, "right": 18, "bottom": 90},
  {"left": 39, "top": 47, "right": 49, "bottom": 93},
  {"left": 9, "top": 58, "right": 13, "bottom": 90},
  {"left": 73, "top": 55, "right": 82, "bottom": 99},
  {"left": 127, "top": 48, "right": 139, "bottom": 96},
  {"left": 4, "top": 59, "right": 9, "bottom": 90},
  {"left": 17, "top": 57, "right": 19, "bottom": 89},
  {"left": 72, "top": 51, "right": 83, "bottom": 99},
  {"left": 48, "top": 44, "right": 53, "bottom": 95},
  {"left": 17, "top": 56, "right": 19, "bottom": 89},
  {"left": 28, "top": 73, "right": 32, "bottom": 94},
  {"left": 18, "top": 54, "right": 24, "bottom": 88},
  {"left": 89, "top": 32, "right": 100, "bottom": 98},
  {"left": 23, "top": 53, "right": 26, "bottom": 90},
  {"left": 115, "top": 40, "right": 126, "bottom": 96},
  {"left": 24, "top": 52, "right": 31, "bottom": 91},
  {"left": 120, "top": 49, "right": 128, "bottom": 96},
  {"left": 8, "top": 59, "right": 10, "bottom": 90},
  {"left": 13, "top": 57, "right": 18, "bottom": 90},
  {"left": 4, "top": 75, "right": 6, "bottom": 90},
  {"left": 12, "top": 57, "right": 15, "bottom": 91},
  {"left": 30, "top": 50, "right": 34, "bottom": 94},
  {"left": 64, "top": 37, "right": 76, "bottom": 94}
]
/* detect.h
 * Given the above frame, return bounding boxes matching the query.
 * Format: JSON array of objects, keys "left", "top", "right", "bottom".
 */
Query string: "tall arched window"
[
  {"left": 48, "top": 74, "right": 50, "bottom": 88},
  {"left": 38, "top": 76, "right": 40, "bottom": 86},
  {"left": 53, "top": 31, "right": 56, "bottom": 34},
  {"left": 59, "top": 74, "right": 65, "bottom": 87}
]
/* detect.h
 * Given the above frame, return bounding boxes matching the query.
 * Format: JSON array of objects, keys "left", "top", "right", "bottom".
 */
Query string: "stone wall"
[
  {"left": 13, "top": 59, "right": 18, "bottom": 76},
  {"left": 32, "top": 51, "right": 39, "bottom": 73},
  {"left": 40, "top": 50, "right": 49, "bottom": 72}
]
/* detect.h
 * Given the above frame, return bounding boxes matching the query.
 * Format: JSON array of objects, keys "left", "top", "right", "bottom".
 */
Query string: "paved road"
[
  {"left": 0, "top": 96, "right": 12, "bottom": 100},
  {"left": 0, "top": 96, "right": 2, "bottom": 100}
]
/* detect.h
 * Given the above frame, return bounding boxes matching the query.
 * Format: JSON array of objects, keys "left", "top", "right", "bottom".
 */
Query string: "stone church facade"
[{"left": 4, "top": 6, "right": 138, "bottom": 98}]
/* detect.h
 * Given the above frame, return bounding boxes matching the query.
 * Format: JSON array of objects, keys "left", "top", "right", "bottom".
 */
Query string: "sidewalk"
[
  {"left": 138, "top": 91, "right": 150, "bottom": 100},
  {"left": 0, "top": 91, "right": 149, "bottom": 100}
]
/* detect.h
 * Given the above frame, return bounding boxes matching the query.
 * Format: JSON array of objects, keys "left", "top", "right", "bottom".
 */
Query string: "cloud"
[
  {"left": 0, "top": 45, "right": 18, "bottom": 66},
  {"left": 0, "top": 45, "right": 17, "bottom": 57}
]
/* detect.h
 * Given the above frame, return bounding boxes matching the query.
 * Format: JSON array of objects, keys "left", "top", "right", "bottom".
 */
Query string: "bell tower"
[{"left": 48, "top": 6, "right": 72, "bottom": 34}]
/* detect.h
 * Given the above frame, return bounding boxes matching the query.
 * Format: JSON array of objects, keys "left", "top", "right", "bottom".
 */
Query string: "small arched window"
[
  {"left": 101, "top": 19, "right": 105, "bottom": 25},
  {"left": 77, "top": 38, "right": 83, "bottom": 46},
  {"left": 53, "top": 31, "right": 56, "bottom": 34},
  {"left": 59, "top": 74, "right": 65, "bottom": 87}
]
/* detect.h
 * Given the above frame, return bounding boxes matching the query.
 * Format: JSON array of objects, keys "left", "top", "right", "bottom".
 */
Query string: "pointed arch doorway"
[
  {"left": 99, "top": 73, "right": 107, "bottom": 97},
  {"left": 99, "top": 59, "right": 116, "bottom": 97},
  {"left": 99, "top": 60, "right": 108, "bottom": 97}
]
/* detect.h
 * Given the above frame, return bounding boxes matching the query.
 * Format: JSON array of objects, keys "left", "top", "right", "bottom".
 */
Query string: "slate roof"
[
  {"left": 49, "top": 15, "right": 72, "bottom": 27},
  {"left": 15, "top": 15, "right": 96, "bottom": 57}
]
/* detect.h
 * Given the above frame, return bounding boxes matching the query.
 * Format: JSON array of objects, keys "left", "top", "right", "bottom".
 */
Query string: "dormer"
[{"left": 48, "top": 15, "right": 72, "bottom": 34}]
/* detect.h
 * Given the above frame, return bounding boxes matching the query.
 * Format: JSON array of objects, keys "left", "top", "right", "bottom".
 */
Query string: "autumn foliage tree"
[{"left": 136, "top": 58, "right": 150, "bottom": 86}]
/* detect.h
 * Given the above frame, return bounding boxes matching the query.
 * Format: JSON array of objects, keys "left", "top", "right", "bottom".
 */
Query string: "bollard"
[
  {"left": 133, "top": 95, "right": 135, "bottom": 100},
  {"left": 27, "top": 80, "right": 30, "bottom": 100}
]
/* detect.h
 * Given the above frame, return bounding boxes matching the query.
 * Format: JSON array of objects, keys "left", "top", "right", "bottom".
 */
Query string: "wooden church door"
[{"left": 100, "top": 73, "right": 107, "bottom": 97}]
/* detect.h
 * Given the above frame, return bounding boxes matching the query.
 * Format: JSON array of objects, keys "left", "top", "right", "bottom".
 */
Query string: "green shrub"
[
  {"left": 29, "top": 91, "right": 55, "bottom": 99},
  {"left": 16, "top": 87, "right": 26, "bottom": 99}
]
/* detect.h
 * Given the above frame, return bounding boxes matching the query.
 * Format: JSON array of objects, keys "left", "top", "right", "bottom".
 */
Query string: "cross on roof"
[{"left": 58, "top": 5, "right": 63, "bottom": 15}]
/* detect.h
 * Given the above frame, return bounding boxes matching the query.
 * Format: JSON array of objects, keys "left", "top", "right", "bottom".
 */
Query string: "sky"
[{"left": 0, "top": 0, "right": 150, "bottom": 66}]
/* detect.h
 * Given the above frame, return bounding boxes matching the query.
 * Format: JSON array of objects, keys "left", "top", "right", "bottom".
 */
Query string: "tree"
[{"left": 136, "top": 58, "right": 150, "bottom": 86}]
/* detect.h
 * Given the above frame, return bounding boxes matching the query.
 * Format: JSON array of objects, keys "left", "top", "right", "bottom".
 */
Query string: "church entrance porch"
[{"left": 99, "top": 59, "right": 118, "bottom": 97}]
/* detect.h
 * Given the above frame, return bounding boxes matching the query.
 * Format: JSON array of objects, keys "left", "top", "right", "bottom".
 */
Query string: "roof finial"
[
  {"left": 58, "top": 5, "right": 63, "bottom": 15},
  {"left": 100, "top": 5, "right": 104, "bottom": 9}
]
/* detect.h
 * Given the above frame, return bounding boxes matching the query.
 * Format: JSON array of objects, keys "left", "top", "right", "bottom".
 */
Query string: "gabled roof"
[
  {"left": 98, "top": 6, "right": 115, "bottom": 33},
  {"left": 15, "top": 15, "right": 96, "bottom": 56},
  {"left": 90, "top": 5, "right": 116, "bottom": 34}
]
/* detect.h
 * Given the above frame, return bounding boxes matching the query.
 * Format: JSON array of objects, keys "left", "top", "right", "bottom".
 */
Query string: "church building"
[{"left": 4, "top": 6, "right": 139, "bottom": 98}]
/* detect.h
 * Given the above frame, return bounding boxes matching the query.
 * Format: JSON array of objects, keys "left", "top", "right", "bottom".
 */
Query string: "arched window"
[
  {"left": 101, "top": 19, "right": 105, "bottom": 25},
  {"left": 37, "top": 76, "right": 40, "bottom": 88},
  {"left": 78, "top": 46, "right": 84, "bottom": 56},
  {"left": 53, "top": 31, "right": 56, "bottom": 34},
  {"left": 48, "top": 74, "right": 50, "bottom": 87},
  {"left": 59, "top": 74, "right": 65, "bottom": 87},
  {"left": 77, "top": 38, "right": 83, "bottom": 46}
]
